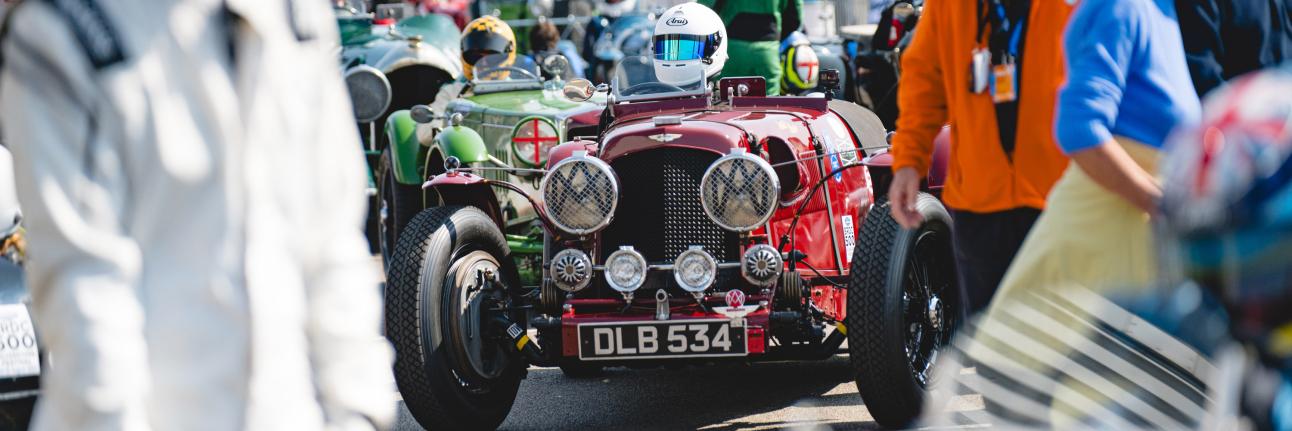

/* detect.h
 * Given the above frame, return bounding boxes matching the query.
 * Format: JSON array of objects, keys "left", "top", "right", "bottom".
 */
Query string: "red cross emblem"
[
  {"left": 797, "top": 57, "right": 819, "bottom": 82},
  {"left": 513, "top": 118, "right": 559, "bottom": 165}
]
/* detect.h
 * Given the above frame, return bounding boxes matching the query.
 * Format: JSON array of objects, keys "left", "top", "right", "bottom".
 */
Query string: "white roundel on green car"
[{"left": 511, "top": 116, "right": 560, "bottom": 167}]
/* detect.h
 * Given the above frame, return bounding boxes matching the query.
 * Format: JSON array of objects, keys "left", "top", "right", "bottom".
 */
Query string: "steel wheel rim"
[{"left": 448, "top": 250, "right": 509, "bottom": 384}]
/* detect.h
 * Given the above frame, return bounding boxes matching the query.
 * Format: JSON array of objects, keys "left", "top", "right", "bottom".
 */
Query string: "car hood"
[
  {"left": 599, "top": 111, "right": 752, "bottom": 162},
  {"left": 461, "top": 90, "right": 601, "bottom": 118},
  {"left": 338, "top": 14, "right": 462, "bottom": 78}
]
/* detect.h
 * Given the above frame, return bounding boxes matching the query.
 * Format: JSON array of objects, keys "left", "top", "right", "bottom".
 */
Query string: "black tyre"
[
  {"left": 846, "top": 194, "right": 958, "bottom": 428},
  {"left": 377, "top": 148, "right": 426, "bottom": 267},
  {"left": 385, "top": 206, "right": 526, "bottom": 430}
]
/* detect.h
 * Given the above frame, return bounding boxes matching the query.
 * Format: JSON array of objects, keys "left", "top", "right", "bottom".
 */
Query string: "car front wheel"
[
  {"left": 846, "top": 194, "right": 959, "bottom": 428},
  {"left": 385, "top": 205, "right": 525, "bottom": 430}
]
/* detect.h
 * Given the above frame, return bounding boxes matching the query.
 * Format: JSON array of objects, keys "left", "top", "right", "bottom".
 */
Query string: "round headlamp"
[
  {"left": 550, "top": 249, "right": 593, "bottom": 292},
  {"left": 344, "top": 65, "right": 392, "bottom": 123},
  {"left": 673, "top": 246, "right": 717, "bottom": 293},
  {"left": 541, "top": 151, "right": 619, "bottom": 235},
  {"left": 605, "top": 246, "right": 648, "bottom": 293},
  {"left": 511, "top": 116, "right": 560, "bottom": 167},
  {"left": 700, "top": 149, "right": 780, "bottom": 232},
  {"left": 741, "top": 244, "right": 783, "bottom": 287}
]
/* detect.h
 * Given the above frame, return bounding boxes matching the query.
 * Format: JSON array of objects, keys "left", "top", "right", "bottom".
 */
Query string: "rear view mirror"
[
  {"left": 410, "top": 104, "right": 435, "bottom": 124},
  {"left": 563, "top": 78, "right": 595, "bottom": 102},
  {"left": 542, "top": 55, "right": 572, "bottom": 81},
  {"left": 820, "top": 69, "right": 841, "bottom": 90},
  {"left": 819, "top": 69, "right": 841, "bottom": 99}
]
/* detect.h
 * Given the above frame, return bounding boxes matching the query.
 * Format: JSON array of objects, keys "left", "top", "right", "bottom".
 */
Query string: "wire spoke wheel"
[
  {"left": 848, "top": 194, "right": 959, "bottom": 429},
  {"left": 902, "top": 228, "right": 955, "bottom": 388}
]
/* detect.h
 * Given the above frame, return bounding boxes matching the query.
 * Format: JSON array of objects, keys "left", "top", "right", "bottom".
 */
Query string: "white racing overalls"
[{"left": 0, "top": 0, "right": 394, "bottom": 429}]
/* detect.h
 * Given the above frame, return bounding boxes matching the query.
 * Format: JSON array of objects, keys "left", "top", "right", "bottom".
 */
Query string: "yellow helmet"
[{"left": 461, "top": 16, "right": 516, "bottom": 80}]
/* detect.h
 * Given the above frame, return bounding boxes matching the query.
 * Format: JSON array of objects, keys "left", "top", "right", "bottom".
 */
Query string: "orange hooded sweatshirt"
[{"left": 891, "top": 0, "right": 1074, "bottom": 213}]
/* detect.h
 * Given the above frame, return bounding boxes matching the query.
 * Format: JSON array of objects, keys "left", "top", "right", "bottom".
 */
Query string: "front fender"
[
  {"left": 434, "top": 124, "right": 491, "bottom": 164},
  {"left": 384, "top": 110, "right": 422, "bottom": 185},
  {"left": 425, "top": 173, "right": 504, "bottom": 228}
]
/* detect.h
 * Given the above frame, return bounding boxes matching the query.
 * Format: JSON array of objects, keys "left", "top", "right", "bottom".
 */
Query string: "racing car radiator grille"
[{"left": 601, "top": 148, "right": 740, "bottom": 266}]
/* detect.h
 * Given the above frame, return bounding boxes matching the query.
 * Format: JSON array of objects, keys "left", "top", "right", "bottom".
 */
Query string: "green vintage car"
[
  {"left": 334, "top": 2, "right": 463, "bottom": 251},
  {"left": 378, "top": 54, "right": 602, "bottom": 284}
]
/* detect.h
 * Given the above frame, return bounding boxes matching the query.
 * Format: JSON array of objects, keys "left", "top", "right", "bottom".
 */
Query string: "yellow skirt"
[{"left": 990, "top": 137, "right": 1159, "bottom": 310}]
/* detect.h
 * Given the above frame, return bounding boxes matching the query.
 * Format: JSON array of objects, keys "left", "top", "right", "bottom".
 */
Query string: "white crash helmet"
[{"left": 652, "top": 2, "right": 726, "bottom": 86}]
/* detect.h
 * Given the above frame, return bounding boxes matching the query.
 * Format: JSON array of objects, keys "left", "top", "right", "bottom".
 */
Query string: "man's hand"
[{"left": 888, "top": 167, "right": 923, "bottom": 229}]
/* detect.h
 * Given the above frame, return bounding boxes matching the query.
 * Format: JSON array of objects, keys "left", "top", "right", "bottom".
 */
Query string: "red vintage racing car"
[{"left": 385, "top": 56, "right": 957, "bottom": 430}]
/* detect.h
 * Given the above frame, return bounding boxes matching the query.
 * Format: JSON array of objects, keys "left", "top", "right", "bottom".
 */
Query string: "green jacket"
[{"left": 699, "top": 0, "right": 803, "bottom": 95}]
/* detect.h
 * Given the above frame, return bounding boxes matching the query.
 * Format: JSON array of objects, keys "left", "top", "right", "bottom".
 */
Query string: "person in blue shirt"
[{"left": 992, "top": 0, "right": 1202, "bottom": 300}]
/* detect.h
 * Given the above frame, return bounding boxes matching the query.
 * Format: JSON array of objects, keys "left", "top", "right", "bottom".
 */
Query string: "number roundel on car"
[
  {"left": 540, "top": 151, "right": 619, "bottom": 235},
  {"left": 700, "top": 149, "right": 780, "bottom": 232},
  {"left": 511, "top": 116, "right": 560, "bottom": 167}
]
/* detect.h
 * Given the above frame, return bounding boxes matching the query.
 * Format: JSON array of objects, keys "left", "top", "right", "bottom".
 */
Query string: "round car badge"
[{"left": 725, "top": 289, "right": 746, "bottom": 308}]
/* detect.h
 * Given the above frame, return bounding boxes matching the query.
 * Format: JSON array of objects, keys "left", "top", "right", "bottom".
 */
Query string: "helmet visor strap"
[{"left": 653, "top": 33, "right": 718, "bottom": 61}]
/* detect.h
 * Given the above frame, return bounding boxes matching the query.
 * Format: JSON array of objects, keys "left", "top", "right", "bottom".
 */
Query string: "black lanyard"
[
  {"left": 976, "top": 0, "right": 1029, "bottom": 64},
  {"left": 976, "top": 0, "right": 1031, "bottom": 159}
]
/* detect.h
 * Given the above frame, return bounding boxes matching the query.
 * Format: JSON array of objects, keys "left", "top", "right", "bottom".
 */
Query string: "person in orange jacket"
[{"left": 887, "top": 0, "right": 1075, "bottom": 314}]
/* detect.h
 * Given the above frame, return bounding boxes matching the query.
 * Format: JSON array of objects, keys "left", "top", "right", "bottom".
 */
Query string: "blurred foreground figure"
[
  {"left": 1157, "top": 63, "right": 1292, "bottom": 431},
  {"left": 921, "top": 65, "right": 1292, "bottom": 430},
  {"left": 996, "top": 0, "right": 1200, "bottom": 295},
  {"left": 0, "top": 1, "right": 394, "bottom": 430},
  {"left": 1176, "top": 0, "right": 1292, "bottom": 97}
]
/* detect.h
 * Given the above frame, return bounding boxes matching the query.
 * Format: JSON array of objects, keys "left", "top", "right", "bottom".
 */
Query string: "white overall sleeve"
[
  {"left": 0, "top": 5, "right": 150, "bottom": 431},
  {"left": 296, "top": 6, "right": 396, "bottom": 431}
]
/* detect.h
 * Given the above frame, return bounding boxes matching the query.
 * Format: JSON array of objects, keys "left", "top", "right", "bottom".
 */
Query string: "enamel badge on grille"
[{"left": 725, "top": 289, "right": 746, "bottom": 308}]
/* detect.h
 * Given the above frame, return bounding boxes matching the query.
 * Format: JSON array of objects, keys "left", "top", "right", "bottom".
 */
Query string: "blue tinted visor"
[{"left": 653, "top": 33, "right": 718, "bottom": 61}]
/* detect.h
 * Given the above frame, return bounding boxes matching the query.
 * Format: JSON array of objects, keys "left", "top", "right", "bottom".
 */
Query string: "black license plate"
[{"left": 577, "top": 319, "right": 747, "bottom": 360}]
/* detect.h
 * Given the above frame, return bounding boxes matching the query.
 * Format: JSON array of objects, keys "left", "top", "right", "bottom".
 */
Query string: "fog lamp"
[
  {"left": 741, "top": 244, "right": 783, "bottom": 287},
  {"left": 673, "top": 246, "right": 717, "bottom": 294},
  {"left": 605, "top": 246, "right": 648, "bottom": 298},
  {"left": 550, "top": 249, "right": 592, "bottom": 292}
]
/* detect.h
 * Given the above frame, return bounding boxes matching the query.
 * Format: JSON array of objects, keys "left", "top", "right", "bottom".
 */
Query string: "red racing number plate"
[{"left": 577, "top": 319, "right": 748, "bottom": 360}]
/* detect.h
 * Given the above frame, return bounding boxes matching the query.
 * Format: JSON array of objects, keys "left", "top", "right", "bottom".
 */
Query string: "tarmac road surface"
[{"left": 391, "top": 355, "right": 985, "bottom": 431}]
